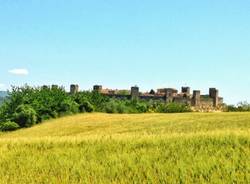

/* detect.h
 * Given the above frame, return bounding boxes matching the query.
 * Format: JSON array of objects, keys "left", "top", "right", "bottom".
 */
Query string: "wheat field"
[{"left": 0, "top": 113, "right": 250, "bottom": 183}]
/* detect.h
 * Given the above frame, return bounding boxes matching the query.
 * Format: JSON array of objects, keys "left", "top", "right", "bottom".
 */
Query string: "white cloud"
[{"left": 9, "top": 68, "right": 29, "bottom": 76}]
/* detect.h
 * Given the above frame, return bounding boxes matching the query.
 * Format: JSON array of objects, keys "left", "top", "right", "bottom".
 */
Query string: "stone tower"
[
  {"left": 192, "top": 90, "right": 200, "bottom": 106},
  {"left": 209, "top": 88, "right": 219, "bottom": 107},
  {"left": 70, "top": 84, "right": 79, "bottom": 94},
  {"left": 42, "top": 85, "right": 47, "bottom": 89},
  {"left": 181, "top": 87, "right": 190, "bottom": 95},
  {"left": 93, "top": 85, "right": 102, "bottom": 93},
  {"left": 52, "top": 85, "right": 58, "bottom": 89},
  {"left": 131, "top": 86, "right": 139, "bottom": 100}
]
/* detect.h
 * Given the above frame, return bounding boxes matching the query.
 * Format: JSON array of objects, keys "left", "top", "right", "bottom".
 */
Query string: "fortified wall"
[{"left": 69, "top": 84, "right": 224, "bottom": 110}]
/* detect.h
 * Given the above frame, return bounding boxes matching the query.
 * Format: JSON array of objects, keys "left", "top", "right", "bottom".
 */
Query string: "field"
[{"left": 0, "top": 112, "right": 250, "bottom": 183}]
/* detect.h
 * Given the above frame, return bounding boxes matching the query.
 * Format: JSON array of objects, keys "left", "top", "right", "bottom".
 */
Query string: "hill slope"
[{"left": 0, "top": 113, "right": 250, "bottom": 183}]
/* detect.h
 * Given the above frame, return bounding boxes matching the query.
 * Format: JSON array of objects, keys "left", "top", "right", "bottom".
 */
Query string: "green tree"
[{"left": 13, "top": 104, "right": 37, "bottom": 127}]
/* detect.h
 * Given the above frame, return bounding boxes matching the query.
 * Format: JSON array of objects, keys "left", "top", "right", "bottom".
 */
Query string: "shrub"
[
  {"left": 59, "top": 99, "right": 79, "bottom": 115},
  {"left": 73, "top": 95, "right": 94, "bottom": 113},
  {"left": 226, "top": 105, "right": 238, "bottom": 112},
  {"left": 103, "top": 99, "right": 132, "bottom": 114},
  {"left": 80, "top": 101, "right": 94, "bottom": 113},
  {"left": 116, "top": 102, "right": 128, "bottom": 114},
  {"left": 104, "top": 100, "right": 118, "bottom": 113},
  {"left": 156, "top": 103, "right": 191, "bottom": 113},
  {"left": 0, "top": 121, "right": 20, "bottom": 131},
  {"left": 167, "top": 103, "right": 188, "bottom": 113},
  {"left": 135, "top": 102, "right": 148, "bottom": 113},
  {"left": 88, "top": 91, "right": 109, "bottom": 111},
  {"left": 13, "top": 104, "right": 37, "bottom": 127},
  {"left": 226, "top": 102, "right": 250, "bottom": 112},
  {"left": 237, "top": 102, "right": 250, "bottom": 111},
  {"left": 73, "top": 92, "right": 108, "bottom": 112}
]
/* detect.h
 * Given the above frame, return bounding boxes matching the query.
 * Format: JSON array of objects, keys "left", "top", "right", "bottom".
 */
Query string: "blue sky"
[{"left": 0, "top": 0, "right": 250, "bottom": 104}]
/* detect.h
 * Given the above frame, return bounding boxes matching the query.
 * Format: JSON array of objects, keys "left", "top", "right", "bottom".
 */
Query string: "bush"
[
  {"left": 116, "top": 102, "right": 128, "bottom": 114},
  {"left": 73, "top": 95, "right": 94, "bottom": 113},
  {"left": 226, "top": 102, "right": 250, "bottom": 112},
  {"left": 80, "top": 101, "right": 94, "bottom": 113},
  {"left": 85, "top": 91, "right": 109, "bottom": 111},
  {"left": 0, "top": 121, "right": 20, "bottom": 131},
  {"left": 104, "top": 99, "right": 132, "bottom": 114},
  {"left": 156, "top": 103, "right": 191, "bottom": 113},
  {"left": 59, "top": 99, "right": 79, "bottom": 115},
  {"left": 135, "top": 102, "right": 148, "bottom": 113},
  {"left": 13, "top": 104, "right": 37, "bottom": 127},
  {"left": 226, "top": 105, "right": 238, "bottom": 112},
  {"left": 104, "top": 100, "right": 118, "bottom": 113}
]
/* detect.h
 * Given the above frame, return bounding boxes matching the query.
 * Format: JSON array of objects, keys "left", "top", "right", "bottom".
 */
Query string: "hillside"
[{"left": 0, "top": 113, "right": 250, "bottom": 183}]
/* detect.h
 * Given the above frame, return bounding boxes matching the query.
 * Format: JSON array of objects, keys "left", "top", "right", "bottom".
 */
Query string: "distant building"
[{"left": 70, "top": 84, "right": 224, "bottom": 110}]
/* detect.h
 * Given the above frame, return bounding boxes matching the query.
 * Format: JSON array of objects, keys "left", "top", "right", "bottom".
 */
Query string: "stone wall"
[{"left": 70, "top": 84, "right": 224, "bottom": 109}]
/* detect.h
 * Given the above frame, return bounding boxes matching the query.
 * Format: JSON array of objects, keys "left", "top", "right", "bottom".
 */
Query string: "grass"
[{"left": 0, "top": 112, "right": 250, "bottom": 183}]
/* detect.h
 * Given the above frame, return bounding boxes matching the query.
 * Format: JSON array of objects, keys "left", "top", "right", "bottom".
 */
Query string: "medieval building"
[{"left": 69, "top": 84, "right": 223, "bottom": 109}]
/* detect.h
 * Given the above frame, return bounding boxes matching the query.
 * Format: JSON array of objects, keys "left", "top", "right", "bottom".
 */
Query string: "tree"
[{"left": 13, "top": 104, "right": 37, "bottom": 127}]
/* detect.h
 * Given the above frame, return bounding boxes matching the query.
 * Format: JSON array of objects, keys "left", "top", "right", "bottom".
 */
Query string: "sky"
[{"left": 0, "top": 0, "right": 250, "bottom": 104}]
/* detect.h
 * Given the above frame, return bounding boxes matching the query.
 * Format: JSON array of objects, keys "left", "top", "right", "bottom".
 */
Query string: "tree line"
[{"left": 0, "top": 85, "right": 191, "bottom": 131}]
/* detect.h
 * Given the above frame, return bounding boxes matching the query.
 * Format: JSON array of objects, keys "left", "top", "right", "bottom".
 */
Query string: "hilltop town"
[{"left": 69, "top": 84, "right": 224, "bottom": 110}]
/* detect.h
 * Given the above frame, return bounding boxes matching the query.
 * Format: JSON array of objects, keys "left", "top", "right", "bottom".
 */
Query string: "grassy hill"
[{"left": 0, "top": 113, "right": 250, "bottom": 183}]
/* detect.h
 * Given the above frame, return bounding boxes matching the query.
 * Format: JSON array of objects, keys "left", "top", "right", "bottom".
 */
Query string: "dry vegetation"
[{"left": 0, "top": 113, "right": 250, "bottom": 183}]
